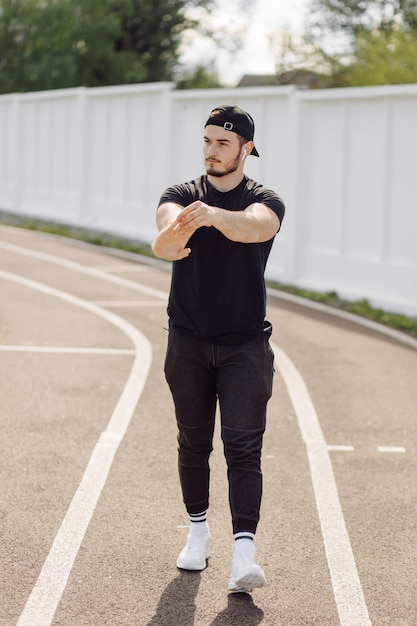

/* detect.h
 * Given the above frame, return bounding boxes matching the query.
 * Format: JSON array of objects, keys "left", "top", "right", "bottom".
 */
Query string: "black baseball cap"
[{"left": 204, "top": 105, "right": 259, "bottom": 157}]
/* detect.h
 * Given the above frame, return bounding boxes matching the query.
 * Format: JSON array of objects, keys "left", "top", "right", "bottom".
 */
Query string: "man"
[{"left": 152, "top": 105, "right": 285, "bottom": 593}]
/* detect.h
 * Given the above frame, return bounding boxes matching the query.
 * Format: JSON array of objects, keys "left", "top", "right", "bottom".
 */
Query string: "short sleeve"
[
  {"left": 250, "top": 183, "right": 285, "bottom": 224},
  {"left": 158, "top": 183, "right": 194, "bottom": 209}
]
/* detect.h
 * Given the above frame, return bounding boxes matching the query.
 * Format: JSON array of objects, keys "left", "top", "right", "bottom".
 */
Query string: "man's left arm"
[{"left": 174, "top": 201, "right": 281, "bottom": 244}]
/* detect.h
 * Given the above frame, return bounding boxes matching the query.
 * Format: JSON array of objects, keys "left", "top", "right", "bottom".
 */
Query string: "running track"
[{"left": 1, "top": 225, "right": 416, "bottom": 626}]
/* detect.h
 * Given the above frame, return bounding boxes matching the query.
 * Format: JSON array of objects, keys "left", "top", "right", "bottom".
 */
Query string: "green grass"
[
  {"left": 1, "top": 213, "right": 154, "bottom": 258},
  {"left": 2, "top": 213, "right": 417, "bottom": 340},
  {"left": 268, "top": 282, "right": 417, "bottom": 339}
]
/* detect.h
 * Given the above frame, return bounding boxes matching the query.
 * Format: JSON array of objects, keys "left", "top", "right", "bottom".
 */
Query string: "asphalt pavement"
[{"left": 1, "top": 224, "right": 416, "bottom": 626}]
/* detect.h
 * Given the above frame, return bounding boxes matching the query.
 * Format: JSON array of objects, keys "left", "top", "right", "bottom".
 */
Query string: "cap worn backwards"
[{"left": 204, "top": 105, "right": 260, "bottom": 157}]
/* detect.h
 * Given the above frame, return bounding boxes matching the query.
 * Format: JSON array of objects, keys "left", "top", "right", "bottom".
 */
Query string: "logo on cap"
[{"left": 204, "top": 105, "right": 260, "bottom": 157}]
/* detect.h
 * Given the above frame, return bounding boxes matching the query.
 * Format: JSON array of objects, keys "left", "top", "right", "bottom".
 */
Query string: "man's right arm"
[{"left": 151, "top": 202, "right": 194, "bottom": 261}]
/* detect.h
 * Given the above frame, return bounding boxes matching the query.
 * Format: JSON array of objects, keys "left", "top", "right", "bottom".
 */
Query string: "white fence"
[{"left": 0, "top": 82, "right": 416, "bottom": 316}]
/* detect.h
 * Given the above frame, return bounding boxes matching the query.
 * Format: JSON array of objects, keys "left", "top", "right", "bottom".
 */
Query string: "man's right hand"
[{"left": 151, "top": 220, "right": 192, "bottom": 261}]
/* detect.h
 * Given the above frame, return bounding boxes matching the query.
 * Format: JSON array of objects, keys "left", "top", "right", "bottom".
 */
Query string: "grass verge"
[{"left": 267, "top": 282, "right": 417, "bottom": 339}]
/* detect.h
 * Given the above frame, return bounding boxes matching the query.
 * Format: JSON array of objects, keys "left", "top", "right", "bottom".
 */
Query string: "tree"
[
  {"left": 175, "top": 0, "right": 254, "bottom": 87},
  {"left": 0, "top": 0, "right": 137, "bottom": 93},
  {"left": 112, "top": 0, "right": 201, "bottom": 83},
  {"left": 327, "top": 26, "right": 417, "bottom": 86},
  {"left": 0, "top": 0, "right": 250, "bottom": 94},
  {"left": 308, "top": 0, "right": 417, "bottom": 39},
  {"left": 176, "top": 64, "right": 222, "bottom": 89},
  {"left": 271, "top": 0, "right": 417, "bottom": 88}
]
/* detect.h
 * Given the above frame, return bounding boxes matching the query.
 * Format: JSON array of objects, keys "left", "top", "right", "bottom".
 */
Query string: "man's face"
[{"left": 203, "top": 125, "right": 243, "bottom": 178}]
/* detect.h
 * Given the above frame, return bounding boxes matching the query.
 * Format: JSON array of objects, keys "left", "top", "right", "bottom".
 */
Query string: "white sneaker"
[
  {"left": 176, "top": 523, "right": 211, "bottom": 571},
  {"left": 228, "top": 539, "right": 266, "bottom": 593}
]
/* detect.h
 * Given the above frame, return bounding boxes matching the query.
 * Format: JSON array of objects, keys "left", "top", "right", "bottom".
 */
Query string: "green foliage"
[
  {"left": 176, "top": 65, "right": 222, "bottom": 89},
  {"left": 112, "top": 0, "right": 197, "bottom": 83},
  {"left": 0, "top": 0, "right": 124, "bottom": 92},
  {"left": 289, "top": 0, "right": 417, "bottom": 87},
  {"left": 0, "top": 0, "right": 221, "bottom": 93},
  {"left": 309, "top": 0, "right": 417, "bottom": 37},
  {"left": 328, "top": 27, "right": 417, "bottom": 86}
]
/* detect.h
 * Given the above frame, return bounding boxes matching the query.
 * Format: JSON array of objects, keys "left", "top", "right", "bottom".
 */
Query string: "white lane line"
[
  {"left": 2, "top": 239, "right": 370, "bottom": 623},
  {"left": 327, "top": 445, "right": 355, "bottom": 452},
  {"left": 92, "top": 300, "right": 166, "bottom": 308},
  {"left": 0, "top": 241, "right": 167, "bottom": 300},
  {"left": 0, "top": 346, "right": 135, "bottom": 354},
  {"left": 272, "top": 343, "right": 371, "bottom": 626},
  {"left": 377, "top": 446, "right": 406, "bottom": 453},
  {"left": 92, "top": 265, "right": 147, "bottom": 272},
  {"left": 0, "top": 269, "right": 152, "bottom": 626}
]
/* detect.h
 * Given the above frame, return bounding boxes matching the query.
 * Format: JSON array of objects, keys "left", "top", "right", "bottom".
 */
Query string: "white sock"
[{"left": 189, "top": 511, "right": 208, "bottom": 531}]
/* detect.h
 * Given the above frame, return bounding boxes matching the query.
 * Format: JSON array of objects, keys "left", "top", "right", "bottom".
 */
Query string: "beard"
[{"left": 205, "top": 153, "right": 241, "bottom": 177}]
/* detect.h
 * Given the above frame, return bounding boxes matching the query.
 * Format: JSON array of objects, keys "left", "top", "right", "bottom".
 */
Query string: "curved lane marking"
[
  {"left": 272, "top": 342, "right": 371, "bottom": 626},
  {"left": 1, "top": 239, "right": 371, "bottom": 624},
  {"left": 0, "top": 241, "right": 167, "bottom": 300},
  {"left": 0, "top": 346, "right": 135, "bottom": 354},
  {"left": 0, "top": 269, "right": 152, "bottom": 626}
]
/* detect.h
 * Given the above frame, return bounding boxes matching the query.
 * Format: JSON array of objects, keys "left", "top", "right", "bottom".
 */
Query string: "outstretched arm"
[
  {"left": 152, "top": 199, "right": 281, "bottom": 260},
  {"left": 174, "top": 200, "right": 280, "bottom": 244}
]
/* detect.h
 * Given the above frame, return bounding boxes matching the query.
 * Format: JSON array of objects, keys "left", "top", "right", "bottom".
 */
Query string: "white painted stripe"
[
  {"left": 0, "top": 241, "right": 168, "bottom": 300},
  {"left": 0, "top": 269, "right": 152, "bottom": 626},
  {"left": 92, "top": 300, "right": 166, "bottom": 308},
  {"left": 272, "top": 343, "right": 371, "bottom": 626},
  {"left": 0, "top": 345, "right": 135, "bottom": 355},
  {"left": 1, "top": 239, "right": 371, "bottom": 624},
  {"left": 1, "top": 236, "right": 416, "bottom": 352},
  {"left": 92, "top": 265, "right": 147, "bottom": 272},
  {"left": 377, "top": 446, "right": 406, "bottom": 453},
  {"left": 327, "top": 445, "right": 355, "bottom": 452}
]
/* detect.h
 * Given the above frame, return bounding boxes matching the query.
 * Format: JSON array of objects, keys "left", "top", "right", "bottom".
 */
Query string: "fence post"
[
  {"left": 10, "top": 94, "right": 22, "bottom": 216},
  {"left": 283, "top": 86, "right": 302, "bottom": 286},
  {"left": 75, "top": 87, "right": 89, "bottom": 225}
]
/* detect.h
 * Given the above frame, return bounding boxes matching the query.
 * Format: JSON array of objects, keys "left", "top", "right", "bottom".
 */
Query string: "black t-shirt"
[{"left": 158, "top": 175, "right": 285, "bottom": 344}]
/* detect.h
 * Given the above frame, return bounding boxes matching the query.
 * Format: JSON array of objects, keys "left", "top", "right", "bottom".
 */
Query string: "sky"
[{"left": 181, "top": 0, "right": 311, "bottom": 85}]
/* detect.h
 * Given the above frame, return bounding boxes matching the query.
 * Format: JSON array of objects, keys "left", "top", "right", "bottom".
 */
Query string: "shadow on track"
[
  {"left": 147, "top": 571, "right": 264, "bottom": 626},
  {"left": 147, "top": 571, "right": 201, "bottom": 626},
  {"left": 210, "top": 592, "right": 264, "bottom": 625}
]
